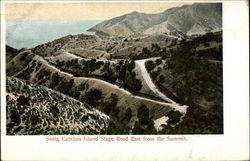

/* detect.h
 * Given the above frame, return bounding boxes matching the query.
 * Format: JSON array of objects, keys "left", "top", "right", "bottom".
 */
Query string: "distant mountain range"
[{"left": 88, "top": 3, "right": 222, "bottom": 36}]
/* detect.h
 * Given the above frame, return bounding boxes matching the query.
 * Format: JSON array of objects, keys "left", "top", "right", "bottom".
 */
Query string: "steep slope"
[
  {"left": 8, "top": 50, "right": 186, "bottom": 115},
  {"left": 6, "top": 49, "right": 36, "bottom": 76},
  {"left": 143, "top": 31, "right": 223, "bottom": 134},
  {"left": 6, "top": 77, "right": 110, "bottom": 135},
  {"left": 5, "top": 28, "right": 222, "bottom": 134},
  {"left": 6, "top": 45, "right": 188, "bottom": 134},
  {"left": 6, "top": 45, "right": 19, "bottom": 63},
  {"left": 88, "top": 11, "right": 167, "bottom": 36},
  {"left": 88, "top": 3, "right": 222, "bottom": 36}
]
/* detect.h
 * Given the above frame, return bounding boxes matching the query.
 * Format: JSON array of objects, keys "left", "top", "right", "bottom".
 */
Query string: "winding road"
[
  {"left": 135, "top": 58, "right": 177, "bottom": 104},
  {"left": 36, "top": 54, "right": 187, "bottom": 114}
]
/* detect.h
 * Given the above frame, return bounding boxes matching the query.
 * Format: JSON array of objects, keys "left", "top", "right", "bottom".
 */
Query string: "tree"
[
  {"left": 145, "top": 60, "right": 155, "bottom": 71},
  {"left": 36, "top": 68, "right": 50, "bottom": 80},
  {"left": 118, "top": 65, "right": 126, "bottom": 80},
  {"left": 167, "top": 111, "right": 182, "bottom": 125},
  {"left": 133, "top": 78, "right": 142, "bottom": 93},
  {"left": 152, "top": 43, "right": 160, "bottom": 51},
  {"left": 101, "top": 93, "right": 119, "bottom": 114},
  {"left": 89, "top": 59, "right": 97, "bottom": 73},
  {"left": 158, "top": 75, "right": 165, "bottom": 84},
  {"left": 119, "top": 60, "right": 124, "bottom": 66},
  {"left": 83, "top": 89, "right": 103, "bottom": 106},
  {"left": 103, "top": 67, "right": 117, "bottom": 84},
  {"left": 127, "top": 60, "right": 135, "bottom": 72},
  {"left": 17, "top": 95, "right": 30, "bottom": 106},
  {"left": 121, "top": 108, "right": 132, "bottom": 123},
  {"left": 156, "top": 59, "right": 162, "bottom": 65},
  {"left": 157, "top": 67, "right": 162, "bottom": 73},
  {"left": 109, "top": 93, "right": 119, "bottom": 107},
  {"left": 137, "top": 104, "right": 150, "bottom": 125},
  {"left": 151, "top": 71, "right": 158, "bottom": 79},
  {"left": 133, "top": 104, "right": 155, "bottom": 134},
  {"left": 142, "top": 47, "right": 150, "bottom": 55},
  {"left": 57, "top": 78, "right": 74, "bottom": 94}
]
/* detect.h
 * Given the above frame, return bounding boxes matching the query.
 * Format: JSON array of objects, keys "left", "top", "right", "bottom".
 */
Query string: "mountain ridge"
[{"left": 88, "top": 3, "right": 222, "bottom": 36}]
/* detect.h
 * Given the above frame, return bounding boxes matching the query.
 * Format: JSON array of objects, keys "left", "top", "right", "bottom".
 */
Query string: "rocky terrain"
[
  {"left": 5, "top": 3, "right": 223, "bottom": 134},
  {"left": 88, "top": 3, "right": 222, "bottom": 36},
  {"left": 6, "top": 77, "right": 110, "bottom": 135}
]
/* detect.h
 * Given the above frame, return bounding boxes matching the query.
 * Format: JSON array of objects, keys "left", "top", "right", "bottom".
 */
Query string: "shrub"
[
  {"left": 142, "top": 47, "right": 150, "bottom": 55},
  {"left": 152, "top": 44, "right": 161, "bottom": 51},
  {"left": 100, "top": 93, "right": 119, "bottom": 115},
  {"left": 151, "top": 71, "right": 158, "bottom": 79},
  {"left": 145, "top": 60, "right": 155, "bottom": 71},
  {"left": 83, "top": 89, "right": 103, "bottom": 106},
  {"left": 156, "top": 59, "right": 162, "bottom": 65},
  {"left": 49, "top": 105, "right": 60, "bottom": 117},
  {"left": 126, "top": 60, "right": 135, "bottom": 72},
  {"left": 166, "top": 110, "right": 182, "bottom": 125},
  {"left": 133, "top": 104, "right": 155, "bottom": 134},
  {"left": 19, "top": 52, "right": 29, "bottom": 61},
  {"left": 10, "top": 110, "right": 21, "bottom": 124},
  {"left": 158, "top": 75, "right": 165, "bottom": 84},
  {"left": 17, "top": 95, "right": 30, "bottom": 106},
  {"left": 49, "top": 73, "right": 61, "bottom": 88},
  {"left": 36, "top": 68, "right": 50, "bottom": 80}
]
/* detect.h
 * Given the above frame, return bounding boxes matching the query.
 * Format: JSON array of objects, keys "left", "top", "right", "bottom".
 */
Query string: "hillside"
[
  {"left": 88, "top": 3, "right": 222, "bottom": 36},
  {"left": 6, "top": 45, "right": 19, "bottom": 63},
  {"left": 6, "top": 77, "right": 110, "bottom": 135},
  {"left": 144, "top": 31, "right": 223, "bottom": 133},
  {"left": 5, "top": 31, "right": 223, "bottom": 134},
  {"left": 5, "top": 3, "right": 223, "bottom": 134},
  {"left": 6, "top": 45, "right": 187, "bottom": 134}
]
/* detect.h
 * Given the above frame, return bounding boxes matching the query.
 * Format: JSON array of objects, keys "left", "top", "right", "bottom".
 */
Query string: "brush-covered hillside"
[
  {"left": 6, "top": 43, "right": 186, "bottom": 134},
  {"left": 6, "top": 76, "right": 110, "bottom": 135},
  {"left": 5, "top": 3, "right": 222, "bottom": 135},
  {"left": 143, "top": 31, "right": 223, "bottom": 133},
  {"left": 6, "top": 31, "right": 222, "bottom": 134}
]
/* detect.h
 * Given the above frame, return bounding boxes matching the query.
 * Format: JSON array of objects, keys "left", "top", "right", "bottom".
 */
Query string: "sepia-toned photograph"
[{"left": 5, "top": 2, "right": 223, "bottom": 135}]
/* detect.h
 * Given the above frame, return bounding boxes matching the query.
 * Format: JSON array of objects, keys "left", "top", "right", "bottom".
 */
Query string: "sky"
[{"left": 5, "top": 2, "right": 193, "bottom": 20}]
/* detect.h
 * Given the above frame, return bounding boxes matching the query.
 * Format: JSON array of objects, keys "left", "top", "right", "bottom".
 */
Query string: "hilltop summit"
[{"left": 88, "top": 3, "right": 222, "bottom": 36}]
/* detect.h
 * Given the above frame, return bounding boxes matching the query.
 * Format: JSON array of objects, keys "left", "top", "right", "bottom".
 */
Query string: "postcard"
[{"left": 1, "top": 1, "right": 249, "bottom": 160}]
